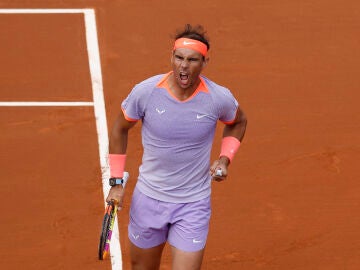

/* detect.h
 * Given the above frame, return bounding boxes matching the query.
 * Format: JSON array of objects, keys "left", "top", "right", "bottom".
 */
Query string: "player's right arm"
[
  {"left": 106, "top": 111, "right": 137, "bottom": 208},
  {"left": 109, "top": 111, "right": 137, "bottom": 154}
]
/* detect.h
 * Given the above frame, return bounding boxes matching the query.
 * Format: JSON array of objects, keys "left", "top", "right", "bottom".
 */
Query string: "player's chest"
[{"left": 143, "top": 94, "right": 217, "bottom": 141}]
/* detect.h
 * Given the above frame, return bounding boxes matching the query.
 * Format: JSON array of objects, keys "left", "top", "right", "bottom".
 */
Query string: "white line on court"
[
  {"left": 0, "top": 9, "right": 90, "bottom": 14},
  {"left": 0, "top": 9, "right": 123, "bottom": 270},
  {"left": 0, "top": 102, "right": 94, "bottom": 106},
  {"left": 83, "top": 9, "right": 123, "bottom": 270}
]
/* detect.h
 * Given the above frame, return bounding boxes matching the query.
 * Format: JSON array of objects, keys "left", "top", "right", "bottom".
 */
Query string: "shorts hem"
[
  {"left": 168, "top": 241, "right": 206, "bottom": 252},
  {"left": 128, "top": 235, "right": 166, "bottom": 249}
]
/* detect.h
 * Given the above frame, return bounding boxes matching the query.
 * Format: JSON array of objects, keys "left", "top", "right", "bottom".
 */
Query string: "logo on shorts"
[
  {"left": 192, "top": 239, "right": 203, "bottom": 244},
  {"left": 131, "top": 233, "right": 140, "bottom": 240}
]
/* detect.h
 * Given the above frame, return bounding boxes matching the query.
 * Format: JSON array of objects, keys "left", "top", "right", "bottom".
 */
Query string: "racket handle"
[{"left": 111, "top": 199, "right": 119, "bottom": 205}]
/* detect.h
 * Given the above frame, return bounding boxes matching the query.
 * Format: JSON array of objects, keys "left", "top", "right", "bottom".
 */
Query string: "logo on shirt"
[
  {"left": 156, "top": 108, "right": 166, "bottom": 114},
  {"left": 196, "top": 114, "right": 208, "bottom": 119}
]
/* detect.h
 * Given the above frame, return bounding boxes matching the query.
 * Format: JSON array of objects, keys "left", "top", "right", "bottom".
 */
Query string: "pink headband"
[{"left": 173, "top": 38, "right": 208, "bottom": 56}]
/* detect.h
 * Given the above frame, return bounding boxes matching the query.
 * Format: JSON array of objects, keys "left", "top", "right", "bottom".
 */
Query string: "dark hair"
[{"left": 174, "top": 24, "right": 210, "bottom": 50}]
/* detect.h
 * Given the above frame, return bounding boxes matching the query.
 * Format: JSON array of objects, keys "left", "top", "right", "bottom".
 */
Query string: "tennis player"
[{"left": 106, "top": 24, "right": 247, "bottom": 270}]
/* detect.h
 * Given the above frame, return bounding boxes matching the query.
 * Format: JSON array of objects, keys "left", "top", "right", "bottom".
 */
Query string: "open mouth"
[{"left": 179, "top": 72, "right": 189, "bottom": 85}]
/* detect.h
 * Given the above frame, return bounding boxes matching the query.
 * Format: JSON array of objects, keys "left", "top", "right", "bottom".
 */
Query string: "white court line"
[
  {"left": 0, "top": 9, "right": 123, "bottom": 270},
  {"left": 0, "top": 9, "right": 89, "bottom": 13},
  {"left": 0, "top": 102, "right": 94, "bottom": 106},
  {"left": 83, "top": 10, "right": 123, "bottom": 270}
]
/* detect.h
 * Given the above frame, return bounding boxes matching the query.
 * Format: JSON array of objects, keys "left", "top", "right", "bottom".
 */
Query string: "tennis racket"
[
  {"left": 98, "top": 199, "right": 118, "bottom": 260},
  {"left": 98, "top": 172, "right": 129, "bottom": 260}
]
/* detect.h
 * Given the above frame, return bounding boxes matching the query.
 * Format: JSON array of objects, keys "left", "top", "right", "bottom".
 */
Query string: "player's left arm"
[
  {"left": 223, "top": 105, "right": 247, "bottom": 142},
  {"left": 210, "top": 106, "right": 247, "bottom": 180}
]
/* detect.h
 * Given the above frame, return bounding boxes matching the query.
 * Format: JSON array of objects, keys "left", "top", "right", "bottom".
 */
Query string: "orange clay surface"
[{"left": 0, "top": 1, "right": 359, "bottom": 270}]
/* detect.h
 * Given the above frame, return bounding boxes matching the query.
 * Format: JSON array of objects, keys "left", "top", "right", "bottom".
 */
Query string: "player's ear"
[{"left": 202, "top": 57, "right": 209, "bottom": 68}]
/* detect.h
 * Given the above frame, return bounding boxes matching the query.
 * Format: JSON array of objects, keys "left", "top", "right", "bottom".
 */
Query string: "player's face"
[{"left": 171, "top": 48, "right": 207, "bottom": 90}]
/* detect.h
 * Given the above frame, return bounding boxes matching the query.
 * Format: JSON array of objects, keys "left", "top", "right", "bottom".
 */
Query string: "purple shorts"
[{"left": 128, "top": 187, "right": 211, "bottom": 252}]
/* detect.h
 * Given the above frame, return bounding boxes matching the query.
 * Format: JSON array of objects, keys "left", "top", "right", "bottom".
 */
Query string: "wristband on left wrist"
[{"left": 219, "top": 136, "right": 241, "bottom": 163}]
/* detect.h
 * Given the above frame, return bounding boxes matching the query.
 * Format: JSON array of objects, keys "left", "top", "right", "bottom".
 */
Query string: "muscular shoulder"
[
  {"left": 125, "top": 74, "right": 164, "bottom": 102},
  {"left": 133, "top": 74, "right": 164, "bottom": 91},
  {"left": 201, "top": 76, "right": 239, "bottom": 122},
  {"left": 122, "top": 74, "right": 165, "bottom": 119},
  {"left": 201, "top": 76, "right": 236, "bottom": 102}
]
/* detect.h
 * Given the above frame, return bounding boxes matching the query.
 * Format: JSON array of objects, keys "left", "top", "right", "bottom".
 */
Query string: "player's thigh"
[
  {"left": 130, "top": 241, "right": 166, "bottom": 270},
  {"left": 171, "top": 246, "right": 205, "bottom": 270}
]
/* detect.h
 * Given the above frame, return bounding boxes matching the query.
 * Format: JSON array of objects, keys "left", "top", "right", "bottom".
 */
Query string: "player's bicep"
[
  {"left": 232, "top": 106, "right": 247, "bottom": 125},
  {"left": 223, "top": 106, "right": 247, "bottom": 140},
  {"left": 117, "top": 110, "right": 138, "bottom": 131},
  {"left": 109, "top": 111, "right": 137, "bottom": 153}
]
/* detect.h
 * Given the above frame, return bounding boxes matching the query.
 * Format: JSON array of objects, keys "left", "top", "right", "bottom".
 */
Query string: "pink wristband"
[
  {"left": 109, "top": 154, "right": 126, "bottom": 177},
  {"left": 219, "top": 136, "right": 241, "bottom": 163}
]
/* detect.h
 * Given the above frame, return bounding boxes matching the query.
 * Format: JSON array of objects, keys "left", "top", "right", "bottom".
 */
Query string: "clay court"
[{"left": 0, "top": 1, "right": 359, "bottom": 269}]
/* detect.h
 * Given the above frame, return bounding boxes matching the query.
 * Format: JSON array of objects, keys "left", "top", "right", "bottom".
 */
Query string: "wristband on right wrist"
[{"left": 109, "top": 154, "right": 126, "bottom": 177}]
